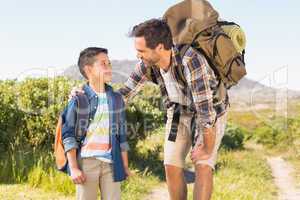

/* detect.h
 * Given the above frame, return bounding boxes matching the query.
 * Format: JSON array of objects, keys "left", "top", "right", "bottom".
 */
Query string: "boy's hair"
[
  {"left": 129, "top": 18, "right": 173, "bottom": 50},
  {"left": 77, "top": 47, "right": 108, "bottom": 79}
]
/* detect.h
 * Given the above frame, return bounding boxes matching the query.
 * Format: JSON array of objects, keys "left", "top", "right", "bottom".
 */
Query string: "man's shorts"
[{"left": 163, "top": 105, "right": 227, "bottom": 170}]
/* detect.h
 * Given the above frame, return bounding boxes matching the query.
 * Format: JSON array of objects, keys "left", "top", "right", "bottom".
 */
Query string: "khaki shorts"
[{"left": 163, "top": 106, "right": 227, "bottom": 170}]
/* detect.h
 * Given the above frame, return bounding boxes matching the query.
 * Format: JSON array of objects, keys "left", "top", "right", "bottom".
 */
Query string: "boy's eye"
[
  {"left": 105, "top": 61, "right": 112, "bottom": 68},
  {"left": 99, "top": 61, "right": 112, "bottom": 68}
]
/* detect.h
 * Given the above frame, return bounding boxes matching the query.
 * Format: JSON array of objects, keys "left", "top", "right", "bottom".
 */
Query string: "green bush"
[
  {"left": 221, "top": 123, "right": 245, "bottom": 150},
  {"left": 0, "top": 80, "right": 25, "bottom": 151},
  {"left": 16, "top": 77, "right": 78, "bottom": 150},
  {"left": 0, "top": 78, "right": 165, "bottom": 184},
  {"left": 253, "top": 118, "right": 299, "bottom": 149}
]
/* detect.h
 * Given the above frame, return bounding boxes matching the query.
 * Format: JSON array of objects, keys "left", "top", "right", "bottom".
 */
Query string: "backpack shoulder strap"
[
  {"left": 178, "top": 44, "right": 190, "bottom": 58},
  {"left": 75, "top": 94, "right": 90, "bottom": 142},
  {"left": 173, "top": 44, "right": 190, "bottom": 87},
  {"left": 145, "top": 66, "right": 158, "bottom": 84}
]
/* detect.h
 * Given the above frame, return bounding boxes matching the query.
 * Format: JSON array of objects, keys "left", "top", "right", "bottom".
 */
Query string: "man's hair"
[
  {"left": 77, "top": 47, "right": 108, "bottom": 79},
  {"left": 129, "top": 19, "right": 173, "bottom": 50}
]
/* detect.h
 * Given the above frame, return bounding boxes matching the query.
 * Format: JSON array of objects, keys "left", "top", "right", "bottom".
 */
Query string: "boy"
[{"left": 62, "top": 47, "right": 131, "bottom": 200}]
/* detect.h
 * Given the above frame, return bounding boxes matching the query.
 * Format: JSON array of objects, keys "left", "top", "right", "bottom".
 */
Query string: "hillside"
[{"left": 63, "top": 60, "right": 300, "bottom": 110}]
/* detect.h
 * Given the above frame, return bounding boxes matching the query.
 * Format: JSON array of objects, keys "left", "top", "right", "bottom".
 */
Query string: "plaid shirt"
[{"left": 119, "top": 46, "right": 228, "bottom": 129}]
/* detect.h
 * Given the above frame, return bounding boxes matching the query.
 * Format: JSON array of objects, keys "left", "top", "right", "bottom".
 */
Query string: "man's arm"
[
  {"left": 184, "top": 51, "right": 218, "bottom": 158},
  {"left": 118, "top": 61, "right": 149, "bottom": 104}
]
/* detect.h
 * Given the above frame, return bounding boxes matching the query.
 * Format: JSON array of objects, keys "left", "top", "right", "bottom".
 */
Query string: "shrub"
[{"left": 221, "top": 123, "right": 245, "bottom": 150}]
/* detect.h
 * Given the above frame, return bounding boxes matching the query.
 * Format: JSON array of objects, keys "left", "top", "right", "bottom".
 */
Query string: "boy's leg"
[
  {"left": 76, "top": 158, "right": 101, "bottom": 200},
  {"left": 164, "top": 107, "right": 193, "bottom": 200},
  {"left": 193, "top": 112, "right": 227, "bottom": 200},
  {"left": 99, "top": 161, "right": 121, "bottom": 200}
]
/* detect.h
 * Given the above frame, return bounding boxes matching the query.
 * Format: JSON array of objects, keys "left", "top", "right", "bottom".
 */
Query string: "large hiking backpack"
[
  {"left": 54, "top": 94, "right": 89, "bottom": 174},
  {"left": 163, "top": 0, "right": 247, "bottom": 90}
]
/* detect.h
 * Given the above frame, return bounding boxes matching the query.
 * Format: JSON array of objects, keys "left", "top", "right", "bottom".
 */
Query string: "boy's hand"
[
  {"left": 68, "top": 86, "right": 85, "bottom": 101},
  {"left": 70, "top": 167, "right": 86, "bottom": 184},
  {"left": 124, "top": 167, "right": 133, "bottom": 178}
]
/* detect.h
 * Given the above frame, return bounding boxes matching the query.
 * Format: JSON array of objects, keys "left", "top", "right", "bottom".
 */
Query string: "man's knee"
[
  {"left": 195, "top": 164, "right": 213, "bottom": 175},
  {"left": 165, "top": 164, "right": 184, "bottom": 178}
]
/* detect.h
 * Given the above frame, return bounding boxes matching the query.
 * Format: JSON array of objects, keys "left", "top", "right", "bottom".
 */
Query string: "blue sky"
[{"left": 0, "top": 0, "right": 299, "bottom": 90}]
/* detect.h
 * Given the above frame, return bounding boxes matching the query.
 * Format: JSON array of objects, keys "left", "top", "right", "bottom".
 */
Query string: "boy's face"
[
  {"left": 134, "top": 36, "right": 161, "bottom": 66},
  {"left": 85, "top": 53, "right": 112, "bottom": 83}
]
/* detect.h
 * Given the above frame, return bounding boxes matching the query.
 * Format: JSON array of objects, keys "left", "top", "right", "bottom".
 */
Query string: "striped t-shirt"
[{"left": 80, "top": 92, "right": 112, "bottom": 163}]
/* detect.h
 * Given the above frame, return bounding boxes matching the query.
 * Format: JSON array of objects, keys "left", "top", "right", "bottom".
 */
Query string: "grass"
[
  {"left": 1, "top": 123, "right": 280, "bottom": 200},
  {"left": 229, "top": 101, "right": 300, "bottom": 190},
  {"left": 188, "top": 149, "right": 277, "bottom": 200},
  {"left": 0, "top": 148, "right": 278, "bottom": 200},
  {"left": 0, "top": 184, "right": 72, "bottom": 200},
  {"left": 0, "top": 128, "right": 164, "bottom": 200}
]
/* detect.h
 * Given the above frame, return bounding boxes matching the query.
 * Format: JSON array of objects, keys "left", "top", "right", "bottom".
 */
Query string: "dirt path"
[
  {"left": 143, "top": 169, "right": 195, "bottom": 200},
  {"left": 267, "top": 156, "right": 300, "bottom": 200},
  {"left": 143, "top": 184, "right": 169, "bottom": 200}
]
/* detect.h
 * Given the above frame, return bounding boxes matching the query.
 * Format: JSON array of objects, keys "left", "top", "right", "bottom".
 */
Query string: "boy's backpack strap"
[{"left": 75, "top": 94, "right": 90, "bottom": 143}]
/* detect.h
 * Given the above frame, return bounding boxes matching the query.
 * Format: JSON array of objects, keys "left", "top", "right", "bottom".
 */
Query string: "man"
[{"left": 119, "top": 19, "right": 228, "bottom": 200}]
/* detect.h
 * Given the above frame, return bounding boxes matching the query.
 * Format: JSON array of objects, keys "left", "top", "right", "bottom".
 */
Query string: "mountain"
[
  {"left": 62, "top": 60, "right": 300, "bottom": 108},
  {"left": 62, "top": 60, "right": 137, "bottom": 83}
]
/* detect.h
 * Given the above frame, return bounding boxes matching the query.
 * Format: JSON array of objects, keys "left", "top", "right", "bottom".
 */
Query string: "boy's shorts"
[{"left": 163, "top": 105, "right": 227, "bottom": 170}]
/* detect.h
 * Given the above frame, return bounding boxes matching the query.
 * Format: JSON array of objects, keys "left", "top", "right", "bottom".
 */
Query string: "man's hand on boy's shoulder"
[{"left": 68, "top": 85, "right": 85, "bottom": 101}]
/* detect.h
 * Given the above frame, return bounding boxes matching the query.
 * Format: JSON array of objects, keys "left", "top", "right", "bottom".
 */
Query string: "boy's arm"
[
  {"left": 121, "top": 151, "right": 129, "bottom": 169},
  {"left": 121, "top": 151, "right": 132, "bottom": 177},
  {"left": 118, "top": 96, "right": 130, "bottom": 152},
  {"left": 62, "top": 98, "right": 86, "bottom": 184},
  {"left": 62, "top": 98, "right": 79, "bottom": 152},
  {"left": 118, "top": 96, "right": 132, "bottom": 177},
  {"left": 66, "top": 149, "right": 86, "bottom": 184},
  {"left": 118, "top": 61, "right": 149, "bottom": 104}
]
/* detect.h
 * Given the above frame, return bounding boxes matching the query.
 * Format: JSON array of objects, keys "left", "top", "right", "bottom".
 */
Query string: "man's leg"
[
  {"left": 164, "top": 107, "right": 193, "bottom": 200},
  {"left": 193, "top": 112, "right": 227, "bottom": 200},
  {"left": 165, "top": 164, "right": 187, "bottom": 200},
  {"left": 193, "top": 164, "right": 213, "bottom": 200}
]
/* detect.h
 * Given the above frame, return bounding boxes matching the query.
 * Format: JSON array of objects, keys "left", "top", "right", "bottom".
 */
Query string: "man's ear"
[{"left": 156, "top": 43, "right": 164, "bottom": 52}]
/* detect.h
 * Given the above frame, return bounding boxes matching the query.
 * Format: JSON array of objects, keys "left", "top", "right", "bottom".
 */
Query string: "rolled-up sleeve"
[
  {"left": 118, "top": 61, "right": 148, "bottom": 104},
  {"left": 118, "top": 96, "right": 130, "bottom": 152},
  {"left": 62, "top": 98, "right": 79, "bottom": 153}
]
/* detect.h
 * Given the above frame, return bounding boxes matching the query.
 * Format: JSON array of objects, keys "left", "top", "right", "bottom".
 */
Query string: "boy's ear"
[{"left": 83, "top": 65, "right": 91, "bottom": 78}]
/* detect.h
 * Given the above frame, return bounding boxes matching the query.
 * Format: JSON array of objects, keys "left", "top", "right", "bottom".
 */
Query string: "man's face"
[
  {"left": 86, "top": 53, "right": 112, "bottom": 83},
  {"left": 134, "top": 37, "right": 160, "bottom": 66}
]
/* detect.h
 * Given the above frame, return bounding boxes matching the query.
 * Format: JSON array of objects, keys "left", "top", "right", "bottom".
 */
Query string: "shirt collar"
[{"left": 83, "top": 83, "right": 113, "bottom": 100}]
